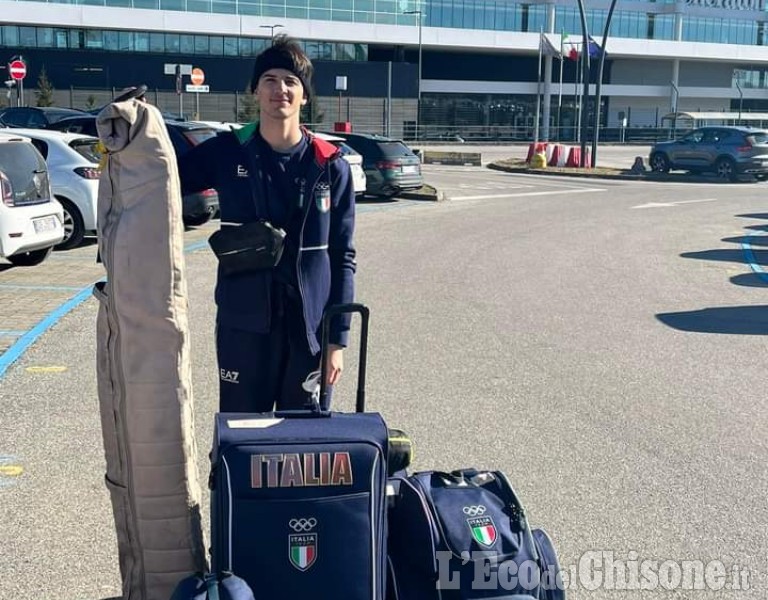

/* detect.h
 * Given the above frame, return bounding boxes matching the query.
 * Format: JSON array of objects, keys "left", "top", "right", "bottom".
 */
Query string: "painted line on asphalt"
[
  {"left": 449, "top": 187, "right": 606, "bottom": 201},
  {"left": 741, "top": 234, "right": 768, "bottom": 283},
  {"left": 0, "top": 284, "right": 83, "bottom": 291},
  {"left": 0, "top": 331, "right": 26, "bottom": 337},
  {"left": 0, "top": 285, "right": 94, "bottom": 379},
  {"left": 0, "top": 199, "right": 424, "bottom": 380}
]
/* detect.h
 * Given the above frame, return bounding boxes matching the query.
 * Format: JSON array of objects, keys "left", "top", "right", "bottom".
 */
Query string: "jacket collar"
[{"left": 235, "top": 122, "right": 340, "bottom": 167}]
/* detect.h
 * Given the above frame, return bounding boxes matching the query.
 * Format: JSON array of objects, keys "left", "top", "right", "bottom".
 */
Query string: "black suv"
[
  {"left": 0, "top": 107, "right": 88, "bottom": 129},
  {"left": 331, "top": 132, "right": 423, "bottom": 197},
  {"left": 649, "top": 126, "right": 768, "bottom": 182},
  {"left": 50, "top": 115, "right": 220, "bottom": 225}
]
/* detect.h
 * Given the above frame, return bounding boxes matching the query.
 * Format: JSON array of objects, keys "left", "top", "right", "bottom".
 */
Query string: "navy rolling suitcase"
[{"left": 209, "top": 304, "right": 389, "bottom": 600}]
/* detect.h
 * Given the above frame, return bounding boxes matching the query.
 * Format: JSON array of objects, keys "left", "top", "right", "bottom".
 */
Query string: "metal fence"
[{"left": 6, "top": 86, "right": 689, "bottom": 144}]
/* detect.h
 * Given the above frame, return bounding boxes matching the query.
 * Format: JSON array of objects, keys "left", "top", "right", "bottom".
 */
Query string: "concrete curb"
[
  {"left": 399, "top": 185, "right": 443, "bottom": 201},
  {"left": 487, "top": 162, "right": 645, "bottom": 182},
  {"left": 487, "top": 162, "right": 740, "bottom": 184}
]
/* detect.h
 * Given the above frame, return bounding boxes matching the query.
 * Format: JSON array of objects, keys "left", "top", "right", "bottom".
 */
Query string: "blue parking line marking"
[
  {"left": 184, "top": 240, "right": 209, "bottom": 252},
  {"left": 0, "top": 285, "right": 94, "bottom": 379},
  {"left": 741, "top": 235, "right": 768, "bottom": 283},
  {"left": 0, "top": 284, "right": 83, "bottom": 292}
]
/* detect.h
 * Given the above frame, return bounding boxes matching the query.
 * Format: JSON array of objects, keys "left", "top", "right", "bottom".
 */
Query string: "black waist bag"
[{"left": 208, "top": 220, "right": 286, "bottom": 276}]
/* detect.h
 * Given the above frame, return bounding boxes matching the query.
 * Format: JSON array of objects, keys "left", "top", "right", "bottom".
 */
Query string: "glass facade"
[
  {"left": 1, "top": 0, "right": 764, "bottom": 46},
  {"left": 0, "top": 24, "right": 368, "bottom": 60}
]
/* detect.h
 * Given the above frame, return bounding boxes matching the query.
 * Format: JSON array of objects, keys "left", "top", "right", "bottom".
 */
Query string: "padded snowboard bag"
[
  {"left": 210, "top": 303, "right": 389, "bottom": 600},
  {"left": 94, "top": 98, "right": 207, "bottom": 600},
  {"left": 388, "top": 469, "right": 564, "bottom": 600}
]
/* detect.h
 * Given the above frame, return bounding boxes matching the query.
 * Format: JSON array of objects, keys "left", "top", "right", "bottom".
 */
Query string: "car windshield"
[
  {"left": 336, "top": 142, "right": 359, "bottom": 156},
  {"left": 377, "top": 141, "right": 414, "bottom": 157},
  {"left": 45, "top": 110, "right": 85, "bottom": 123},
  {"left": 0, "top": 143, "right": 50, "bottom": 204},
  {"left": 182, "top": 127, "right": 217, "bottom": 146},
  {"left": 747, "top": 131, "right": 768, "bottom": 144},
  {"left": 69, "top": 138, "right": 102, "bottom": 163}
]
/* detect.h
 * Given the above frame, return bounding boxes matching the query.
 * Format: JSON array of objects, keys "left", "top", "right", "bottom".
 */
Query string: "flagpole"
[
  {"left": 557, "top": 30, "right": 564, "bottom": 142},
  {"left": 575, "top": 49, "right": 581, "bottom": 143},
  {"left": 590, "top": 0, "right": 618, "bottom": 167},
  {"left": 534, "top": 29, "right": 543, "bottom": 146}
]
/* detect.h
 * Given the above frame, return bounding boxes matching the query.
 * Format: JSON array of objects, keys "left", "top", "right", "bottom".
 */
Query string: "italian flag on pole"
[{"left": 563, "top": 33, "right": 579, "bottom": 60}]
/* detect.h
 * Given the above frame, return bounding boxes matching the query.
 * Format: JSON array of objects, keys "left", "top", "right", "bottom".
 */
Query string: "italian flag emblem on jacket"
[{"left": 289, "top": 533, "right": 317, "bottom": 571}]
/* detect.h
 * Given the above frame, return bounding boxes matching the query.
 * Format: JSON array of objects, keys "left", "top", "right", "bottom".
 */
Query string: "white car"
[
  {"left": 10, "top": 128, "right": 100, "bottom": 250},
  {"left": 190, "top": 123, "right": 367, "bottom": 196},
  {"left": 314, "top": 132, "right": 367, "bottom": 196},
  {"left": 0, "top": 133, "right": 64, "bottom": 266}
]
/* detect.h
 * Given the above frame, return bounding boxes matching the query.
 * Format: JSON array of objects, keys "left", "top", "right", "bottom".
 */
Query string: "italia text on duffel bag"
[{"left": 388, "top": 469, "right": 565, "bottom": 600}]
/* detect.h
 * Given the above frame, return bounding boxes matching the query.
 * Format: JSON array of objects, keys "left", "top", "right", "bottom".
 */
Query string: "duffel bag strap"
[{"left": 204, "top": 573, "right": 220, "bottom": 600}]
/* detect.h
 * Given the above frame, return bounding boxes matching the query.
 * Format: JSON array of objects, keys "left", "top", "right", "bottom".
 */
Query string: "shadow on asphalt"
[
  {"left": 730, "top": 273, "right": 768, "bottom": 287},
  {"left": 657, "top": 306, "right": 768, "bottom": 334},
  {"left": 680, "top": 249, "right": 768, "bottom": 265},
  {"left": 356, "top": 196, "right": 398, "bottom": 204},
  {"left": 722, "top": 235, "right": 768, "bottom": 246},
  {"left": 736, "top": 213, "right": 768, "bottom": 220}
]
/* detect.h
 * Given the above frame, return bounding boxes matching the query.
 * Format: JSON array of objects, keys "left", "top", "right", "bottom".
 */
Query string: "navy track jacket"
[{"left": 179, "top": 123, "right": 356, "bottom": 354}]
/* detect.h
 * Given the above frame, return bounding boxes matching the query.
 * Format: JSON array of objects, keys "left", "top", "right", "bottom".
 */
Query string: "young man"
[{"left": 179, "top": 35, "right": 356, "bottom": 412}]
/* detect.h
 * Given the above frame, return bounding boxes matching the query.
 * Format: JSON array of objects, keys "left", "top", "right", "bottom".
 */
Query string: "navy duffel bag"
[
  {"left": 169, "top": 571, "right": 255, "bottom": 600},
  {"left": 388, "top": 469, "right": 564, "bottom": 600}
]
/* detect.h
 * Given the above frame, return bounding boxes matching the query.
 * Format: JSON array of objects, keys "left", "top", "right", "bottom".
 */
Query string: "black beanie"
[{"left": 250, "top": 44, "right": 312, "bottom": 99}]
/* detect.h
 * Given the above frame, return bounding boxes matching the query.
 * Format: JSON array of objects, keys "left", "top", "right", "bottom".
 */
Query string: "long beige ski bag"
[{"left": 94, "top": 99, "right": 207, "bottom": 600}]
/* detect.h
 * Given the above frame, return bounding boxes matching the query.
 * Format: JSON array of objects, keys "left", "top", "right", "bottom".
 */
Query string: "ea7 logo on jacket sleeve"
[
  {"left": 250, "top": 452, "right": 353, "bottom": 488},
  {"left": 289, "top": 518, "right": 317, "bottom": 571},
  {"left": 236, "top": 165, "right": 249, "bottom": 177}
]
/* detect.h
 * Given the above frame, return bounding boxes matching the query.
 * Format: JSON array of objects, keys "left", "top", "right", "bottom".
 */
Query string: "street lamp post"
[
  {"left": 404, "top": 9, "right": 422, "bottom": 141},
  {"left": 260, "top": 24, "right": 284, "bottom": 43}
]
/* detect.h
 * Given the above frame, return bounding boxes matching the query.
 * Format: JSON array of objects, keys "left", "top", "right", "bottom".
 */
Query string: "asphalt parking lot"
[{"left": 2, "top": 158, "right": 768, "bottom": 599}]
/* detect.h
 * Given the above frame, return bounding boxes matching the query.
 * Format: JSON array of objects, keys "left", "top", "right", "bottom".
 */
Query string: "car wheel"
[
  {"left": 55, "top": 197, "right": 85, "bottom": 250},
  {"left": 184, "top": 212, "right": 213, "bottom": 227},
  {"left": 650, "top": 152, "right": 670, "bottom": 173},
  {"left": 715, "top": 157, "right": 738, "bottom": 182},
  {"left": 7, "top": 247, "right": 52, "bottom": 267}
]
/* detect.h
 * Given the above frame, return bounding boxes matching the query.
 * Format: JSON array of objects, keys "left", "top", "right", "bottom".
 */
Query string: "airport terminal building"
[{"left": 1, "top": 0, "right": 768, "bottom": 139}]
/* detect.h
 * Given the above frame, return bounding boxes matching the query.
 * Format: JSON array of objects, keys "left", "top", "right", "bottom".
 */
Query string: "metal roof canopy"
[{"left": 661, "top": 111, "right": 768, "bottom": 127}]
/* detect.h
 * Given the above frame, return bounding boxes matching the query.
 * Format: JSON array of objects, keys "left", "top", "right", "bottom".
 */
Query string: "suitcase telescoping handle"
[{"left": 319, "top": 303, "right": 369, "bottom": 412}]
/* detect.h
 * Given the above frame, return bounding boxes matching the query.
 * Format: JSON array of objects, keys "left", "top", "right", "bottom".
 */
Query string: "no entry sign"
[{"left": 8, "top": 60, "right": 26, "bottom": 81}]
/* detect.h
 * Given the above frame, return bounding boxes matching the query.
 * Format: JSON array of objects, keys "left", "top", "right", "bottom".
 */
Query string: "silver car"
[{"left": 649, "top": 126, "right": 768, "bottom": 182}]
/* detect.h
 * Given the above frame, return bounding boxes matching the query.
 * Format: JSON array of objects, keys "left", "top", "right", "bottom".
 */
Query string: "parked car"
[
  {"left": 649, "top": 126, "right": 768, "bottom": 182},
  {"left": 10, "top": 129, "right": 101, "bottom": 250},
  {"left": 165, "top": 120, "right": 220, "bottom": 226},
  {"left": 51, "top": 115, "right": 220, "bottom": 226},
  {"left": 0, "top": 107, "right": 88, "bottom": 129},
  {"left": 314, "top": 132, "right": 367, "bottom": 195},
  {"left": 0, "top": 132, "right": 64, "bottom": 265},
  {"left": 326, "top": 132, "right": 423, "bottom": 197}
]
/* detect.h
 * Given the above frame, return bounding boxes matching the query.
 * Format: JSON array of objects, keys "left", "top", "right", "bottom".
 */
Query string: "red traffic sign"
[
  {"left": 190, "top": 67, "right": 205, "bottom": 86},
  {"left": 8, "top": 60, "right": 26, "bottom": 81}
]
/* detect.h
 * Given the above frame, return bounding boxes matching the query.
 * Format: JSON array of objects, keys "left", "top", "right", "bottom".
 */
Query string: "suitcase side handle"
[{"left": 320, "top": 303, "right": 369, "bottom": 412}]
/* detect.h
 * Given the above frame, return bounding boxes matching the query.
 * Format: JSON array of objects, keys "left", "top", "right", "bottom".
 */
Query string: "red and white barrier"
[
  {"left": 566, "top": 146, "right": 591, "bottom": 168},
  {"left": 526, "top": 142, "right": 548, "bottom": 163},
  {"left": 548, "top": 144, "right": 567, "bottom": 167}
]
